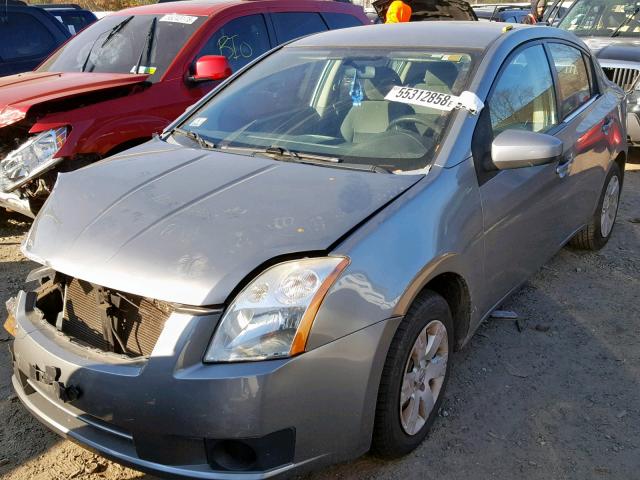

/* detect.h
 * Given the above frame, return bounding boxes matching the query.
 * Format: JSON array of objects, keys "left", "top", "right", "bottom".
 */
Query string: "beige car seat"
[{"left": 340, "top": 66, "right": 413, "bottom": 143}]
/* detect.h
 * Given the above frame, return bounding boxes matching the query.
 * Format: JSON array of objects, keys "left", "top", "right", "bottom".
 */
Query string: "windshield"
[
  {"left": 558, "top": 0, "right": 640, "bottom": 37},
  {"left": 175, "top": 47, "right": 475, "bottom": 172},
  {"left": 38, "top": 14, "right": 206, "bottom": 80}
]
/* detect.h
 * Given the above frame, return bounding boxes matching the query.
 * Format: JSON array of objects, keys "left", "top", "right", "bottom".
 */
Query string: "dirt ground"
[{"left": 0, "top": 165, "right": 638, "bottom": 480}]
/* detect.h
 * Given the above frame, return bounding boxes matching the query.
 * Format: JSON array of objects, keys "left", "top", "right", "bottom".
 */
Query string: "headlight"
[
  {"left": 205, "top": 257, "right": 349, "bottom": 362},
  {"left": 0, "top": 127, "right": 68, "bottom": 192}
]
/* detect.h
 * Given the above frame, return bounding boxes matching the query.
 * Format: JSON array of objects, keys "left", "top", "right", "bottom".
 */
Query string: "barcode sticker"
[{"left": 385, "top": 86, "right": 458, "bottom": 111}]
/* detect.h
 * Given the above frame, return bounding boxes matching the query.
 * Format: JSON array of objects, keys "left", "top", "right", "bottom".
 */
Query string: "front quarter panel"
[{"left": 308, "top": 159, "right": 485, "bottom": 351}]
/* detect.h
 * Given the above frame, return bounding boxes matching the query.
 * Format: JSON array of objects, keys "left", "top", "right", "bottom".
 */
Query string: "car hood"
[
  {"left": 0, "top": 71, "right": 149, "bottom": 128},
  {"left": 23, "top": 139, "right": 421, "bottom": 306},
  {"left": 582, "top": 37, "right": 640, "bottom": 62}
]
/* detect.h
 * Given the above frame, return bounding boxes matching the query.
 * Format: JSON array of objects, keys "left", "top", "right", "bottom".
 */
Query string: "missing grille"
[{"left": 35, "top": 276, "right": 173, "bottom": 358}]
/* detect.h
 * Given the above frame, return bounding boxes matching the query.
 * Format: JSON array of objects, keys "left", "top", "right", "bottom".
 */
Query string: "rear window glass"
[
  {"left": 547, "top": 43, "right": 593, "bottom": 118},
  {"left": 54, "top": 11, "right": 95, "bottom": 35},
  {"left": 321, "top": 12, "right": 363, "bottom": 29},
  {"left": 0, "top": 13, "right": 56, "bottom": 61},
  {"left": 271, "top": 12, "right": 328, "bottom": 43}
]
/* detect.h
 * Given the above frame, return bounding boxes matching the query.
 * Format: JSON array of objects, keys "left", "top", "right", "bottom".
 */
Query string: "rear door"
[
  {"left": 472, "top": 42, "right": 579, "bottom": 301},
  {"left": 544, "top": 41, "right": 621, "bottom": 231}
]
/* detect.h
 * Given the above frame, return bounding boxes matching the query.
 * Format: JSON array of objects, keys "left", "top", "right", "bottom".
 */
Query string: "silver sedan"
[{"left": 6, "top": 21, "right": 626, "bottom": 479}]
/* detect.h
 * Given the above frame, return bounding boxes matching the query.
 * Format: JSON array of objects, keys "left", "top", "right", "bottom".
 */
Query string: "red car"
[{"left": 0, "top": 0, "right": 367, "bottom": 217}]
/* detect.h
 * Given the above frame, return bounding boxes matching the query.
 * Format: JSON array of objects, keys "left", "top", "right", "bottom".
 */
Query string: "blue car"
[
  {"left": 0, "top": 0, "right": 71, "bottom": 77},
  {"left": 34, "top": 4, "right": 97, "bottom": 35}
]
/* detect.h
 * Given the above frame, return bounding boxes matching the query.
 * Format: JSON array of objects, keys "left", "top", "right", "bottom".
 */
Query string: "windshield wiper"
[
  {"left": 172, "top": 127, "right": 216, "bottom": 150},
  {"left": 100, "top": 15, "right": 134, "bottom": 48},
  {"left": 81, "top": 15, "right": 134, "bottom": 72},
  {"left": 611, "top": 7, "right": 640, "bottom": 37},
  {"left": 257, "top": 146, "right": 389, "bottom": 173},
  {"left": 257, "top": 146, "right": 341, "bottom": 164},
  {"left": 133, "top": 17, "right": 157, "bottom": 75}
]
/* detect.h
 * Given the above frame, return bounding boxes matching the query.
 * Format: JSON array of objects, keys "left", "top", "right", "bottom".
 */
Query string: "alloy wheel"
[
  {"left": 399, "top": 320, "right": 449, "bottom": 436},
  {"left": 600, "top": 174, "right": 620, "bottom": 238}
]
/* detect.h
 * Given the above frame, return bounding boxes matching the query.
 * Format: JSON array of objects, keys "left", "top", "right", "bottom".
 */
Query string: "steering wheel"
[{"left": 387, "top": 115, "right": 434, "bottom": 132}]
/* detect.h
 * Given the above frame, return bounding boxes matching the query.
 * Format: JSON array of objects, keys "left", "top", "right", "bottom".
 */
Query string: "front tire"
[
  {"left": 569, "top": 162, "right": 622, "bottom": 250},
  {"left": 372, "top": 290, "right": 453, "bottom": 458}
]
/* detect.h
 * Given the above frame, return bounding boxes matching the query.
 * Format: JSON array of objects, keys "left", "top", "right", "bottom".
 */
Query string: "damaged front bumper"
[{"left": 9, "top": 286, "right": 398, "bottom": 479}]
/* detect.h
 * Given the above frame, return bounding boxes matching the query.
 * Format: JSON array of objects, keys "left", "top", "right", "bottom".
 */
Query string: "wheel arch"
[
  {"left": 421, "top": 273, "right": 471, "bottom": 350},
  {"left": 395, "top": 258, "right": 472, "bottom": 351}
]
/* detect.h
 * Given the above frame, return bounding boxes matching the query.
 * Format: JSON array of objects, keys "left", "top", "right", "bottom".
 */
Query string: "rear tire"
[
  {"left": 569, "top": 162, "right": 622, "bottom": 251},
  {"left": 371, "top": 290, "right": 453, "bottom": 458}
]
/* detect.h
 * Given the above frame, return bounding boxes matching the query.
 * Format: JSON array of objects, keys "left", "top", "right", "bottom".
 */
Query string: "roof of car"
[
  {"left": 292, "top": 21, "right": 534, "bottom": 50},
  {"left": 113, "top": 0, "right": 354, "bottom": 17}
]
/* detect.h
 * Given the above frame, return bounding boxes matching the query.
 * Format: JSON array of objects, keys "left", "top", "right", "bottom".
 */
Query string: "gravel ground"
[{"left": 0, "top": 165, "right": 638, "bottom": 480}]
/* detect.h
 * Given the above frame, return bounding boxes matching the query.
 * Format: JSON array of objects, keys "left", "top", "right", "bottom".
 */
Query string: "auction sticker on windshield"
[
  {"left": 159, "top": 13, "right": 199, "bottom": 24},
  {"left": 385, "top": 86, "right": 457, "bottom": 111}
]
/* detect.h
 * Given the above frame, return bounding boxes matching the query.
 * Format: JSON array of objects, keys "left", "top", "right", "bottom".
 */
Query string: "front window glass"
[
  {"left": 197, "top": 15, "right": 271, "bottom": 73},
  {"left": 175, "top": 47, "right": 475, "bottom": 172},
  {"left": 38, "top": 14, "right": 206, "bottom": 80},
  {"left": 489, "top": 45, "right": 557, "bottom": 135},
  {"left": 548, "top": 43, "right": 593, "bottom": 118},
  {"left": 558, "top": 0, "right": 640, "bottom": 37}
]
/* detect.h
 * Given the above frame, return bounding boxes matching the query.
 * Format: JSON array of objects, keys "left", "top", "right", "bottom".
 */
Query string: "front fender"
[{"left": 308, "top": 160, "right": 486, "bottom": 351}]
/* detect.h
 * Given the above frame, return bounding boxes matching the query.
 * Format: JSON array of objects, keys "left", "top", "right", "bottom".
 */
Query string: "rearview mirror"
[
  {"left": 189, "top": 55, "right": 232, "bottom": 83},
  {"left": 491, "top": 130, "right": 563, "bottom": 170}
]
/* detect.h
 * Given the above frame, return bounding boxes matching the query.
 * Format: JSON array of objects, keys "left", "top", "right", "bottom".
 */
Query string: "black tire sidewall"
[{"left": 373, "top": 292, "right": 454, "bottom": 457}]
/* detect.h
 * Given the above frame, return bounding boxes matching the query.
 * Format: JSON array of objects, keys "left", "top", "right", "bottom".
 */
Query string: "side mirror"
[
  {"left": 189, "top": 55, "right": 232, "bottom": 83},
  {"left": 491, "top": 129, "right": 563, "bottom": 170}
]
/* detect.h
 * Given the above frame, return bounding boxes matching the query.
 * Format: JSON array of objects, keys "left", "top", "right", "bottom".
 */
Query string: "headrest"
[
  {"left": 423, "top": 61, "right": 458, "bottom": 92},
  {"left": 363, "top": 66, "right": 402, "bottom": 101}
]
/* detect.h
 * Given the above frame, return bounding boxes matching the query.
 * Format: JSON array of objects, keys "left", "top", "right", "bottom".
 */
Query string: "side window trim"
[
  {"left": 542, "top": 42, "right": 563, "bottom": 130},
  {"left": 263, "top": 13, "right": 278, "bottom": 48},
  {"left": 318, "top": 12, "right": 331, "bottom": 29}
]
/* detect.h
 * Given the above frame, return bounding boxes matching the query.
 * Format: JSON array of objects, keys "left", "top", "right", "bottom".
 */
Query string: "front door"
[{"left": 472, "top": 42, "right": 579, "bottom": 304}]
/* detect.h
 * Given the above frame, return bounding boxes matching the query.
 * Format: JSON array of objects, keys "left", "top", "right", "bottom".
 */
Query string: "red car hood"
[{"left": 0, "top": 71, "right": 149, "bottom": 128}]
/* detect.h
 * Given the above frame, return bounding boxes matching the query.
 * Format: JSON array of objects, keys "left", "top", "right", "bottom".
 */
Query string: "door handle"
[
  {"left": 601, "top": 117, "right": 613, "bottom": 135},
  {"left": 556, "top": 152, "right": 575, "bottom": 178}
]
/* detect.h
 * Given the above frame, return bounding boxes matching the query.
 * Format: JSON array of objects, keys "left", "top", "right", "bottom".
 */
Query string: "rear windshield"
[{"left": 38, "top": 14, "right": 206, "bottom": 80}]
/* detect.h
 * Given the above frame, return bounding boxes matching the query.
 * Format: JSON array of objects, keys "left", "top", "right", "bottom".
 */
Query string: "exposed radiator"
[{"left": 62, "top": 278, "right": 173, "bottom": 357}]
